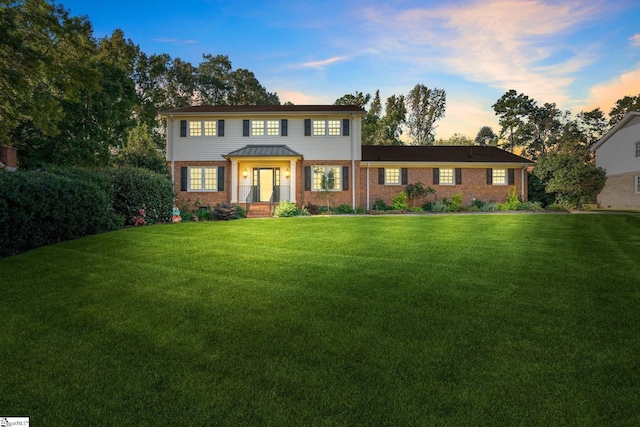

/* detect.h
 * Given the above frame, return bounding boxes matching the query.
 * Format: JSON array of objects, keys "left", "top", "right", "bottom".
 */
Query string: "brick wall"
[
  {"left": 597, "top": 171, "right": 640, "bottom": 210},
  {"left": 358, "top": 166, "right": 528, "bottom": 209},
  {"left": 170, "top": 161, "right": 230, "bottom": 208},
  {"left": 0, "top": 145, "right": 17, "bottom": 169},
  {"left": 299, "top": 160, "right": 359, "bottom": 208}
]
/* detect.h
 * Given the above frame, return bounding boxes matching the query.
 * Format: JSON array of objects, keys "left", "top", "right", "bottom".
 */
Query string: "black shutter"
[
  {"left": 508, "top": 168, "right": 515, "bottom": 185},
  {"left": 304, "top": 119, "right": 311, "bottom": 136},
  {"left": 243, "top": 120, "right": 250, "bottom": 137},
  {"left": 487, "top": 168, "right": 493, "bottom": 185},
  {"left": 433, "top": 168, "right": 440, "bottom": 185},
  {"left": 455, "top": 168, "right": 462, "bottom": 185},
  {"left": 401, "top": 168, "right": 408, "bottom": 185},
  {"left": 304, "top": 166, "right": 311, "bottom": 190},
  {"left": 218, "top": 120, "right": 224, "bottom": 137},
  {"left": 180, "top": 120, "right": 187, "bottom": 137},
  {"left": 217, "top": 167, "right": 225, "bottom": 191},
  {"left": 343, "top": 119, "right": 350, "bottom": 136},
  {"left": 180, "top": 167, "right": 187, "bottom": 191},
  {"left": 281, "top": 119, "right": 288, "bottom": 136},
  {"left": 378, "top": 168, "right": 385, "bottom": 184},
  {"left": 342, "top": 166, "right": 349, "bottom": 190}
]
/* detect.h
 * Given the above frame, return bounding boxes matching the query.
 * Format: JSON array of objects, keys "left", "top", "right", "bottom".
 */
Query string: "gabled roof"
[
  {"left": 223, "top": 145, "right": 302, "bottom": 158},
  {"left": 591, "top": 111, "right": 640, "bottom": 151},
  {"left": 362, "top": 145, "right": 533, "bottom": 164},
  {"left": 161, "top": 105, "right": 366, "bottom": 115}
]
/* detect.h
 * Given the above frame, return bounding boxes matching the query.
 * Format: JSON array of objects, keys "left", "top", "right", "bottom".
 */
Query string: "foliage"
[
  {"left": 405, "top": 84, "right": 447, "bottom": 145},
  {"left": 273, "top": 201, "right": 309, "bottom": 217},
  {"left": 447, "top": 193, "right": 464, "bottom": 212},
  {"left": 410, "top": 206, "right": 423, "bottom": 212},
  {"left": 113, "top": 122, "right": 167, "bottom": 175},
  {"left": 527, "top": 171, "right": 556, "bottom": 207},
  {"left": 0, "top": 169, "right": 122, "bottom": 257},
  {"left": 305, "top": 203, "right": 321, "bottom": 215},
  {"left": 608, "top": 94, "right": 640, "bottom": 127},
  {"left": 347, "top": 90, "right": 407, "bottom": 146},
  {"left": 435, "top": 133, "right": 474, "bottom": 146},
  {"left": 475, "top": 126, "right": 498, "bottom": 146},
  {"left": 518, "top": 201, "right": 543, "bottom": 212},
  {"left": 405, "top": 182, "right": 436, "bottom": 207},
  {"left": 132, "top": 209, "right": 147, "bottom": 226},
  {"left": 235, "top": 205, "right": 247, "bottom": 219},
  {"left": 492, "top": 89, "right": 535, "bottom": 153},
  {"left": 109, "top": 167, "right": 174, "bottom": 225},
  {"left": 547, "top": 203, "right": 569, "bottom": 212},
  {"left": 498, "top": 187, "right": 522, "bottom": 211},
  {"left": 480, "top": 202, "right": 499, "bottom": 212},
  {"left": 334, "top": 91, "right": 371, "bottom": 108},
  {"left": 392, "top": 192, "right": 408, "bottom": 210},
  {"left": 212, "top": 203, "right": 241, "bottom": 220},
  {"left": 372, "top": 199, "right": 392, "bottom": 211},
  {"left": 333, "top": 204, "right": 354, "bottom": 215},
  {"left": 197, "top": 207, "right": 213, "bottom": 221}
]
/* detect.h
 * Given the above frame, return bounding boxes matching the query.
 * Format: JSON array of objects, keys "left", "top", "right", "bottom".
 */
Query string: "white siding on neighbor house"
[
  {"left": 166, "top": 116, "right": 361, "bottom": 162},
  {"left": 596, "top": 115, "right": 640, "bottom": 176}
]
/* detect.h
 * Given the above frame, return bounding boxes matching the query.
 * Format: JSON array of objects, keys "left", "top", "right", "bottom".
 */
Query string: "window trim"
[
  {"left": 635, "top": 141, "right": 640, "bottom": 158},
  {"left": 492, "top": 168, "right": 508, "bottom": 185},
  {"left": 187, "top": 166, "right": 218, "bottom": 192},
  {"left": 312, "top": 119, "right": 342, "bottom": 137},
  {"left": 635, "top": 175, "right": 640, "bottom": 194},
  {"left": 439, "top": 168, "right": 455, "bottom": 186},
  {"left": 312, "top": 166, "right": 342, "bottom": 191},
  {"left": 384, "top": 168, "right": 401, "bottom": 185},
  {"left": 187, "top": 120, "right": 217, "bottom": 137}
]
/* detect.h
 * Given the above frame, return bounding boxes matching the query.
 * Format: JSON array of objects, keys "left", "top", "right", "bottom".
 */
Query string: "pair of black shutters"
[
  {"left": 487, "top": 168, "right": 515, "bottom": 185},
  {"left": 432, "top": 168, "right": 463, "bottom": 185},
  {"left": 378, "top": 168, "right": 408, "bottom": 185},
  {"left": 243, "top": 119, "right": 288, "bottom": 137},
  {"left": 304, "top": 119, "right": 350, "bottom": 136},
  {"left": 179, "top": 167, "right": 224, "bottom": 192},
  {"left": 180, "top": 120, "right": 224, "bottom": 137},
  {"left": 304, "top": 166, "right": 349, "bottom": 191}
]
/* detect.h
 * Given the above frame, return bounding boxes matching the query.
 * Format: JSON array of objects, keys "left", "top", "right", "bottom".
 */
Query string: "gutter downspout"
[
  {"left": 366, "top": 163, "right": 370, "bottom": 211},
  {"left": 521, "top": 167, "right": 525, "bottom": 201},
  {"left": 351, "top": 113, "right": 355, "bottom": 210},
  {"left": 169, "top": 114, "right": 175, "bottom": 186}
]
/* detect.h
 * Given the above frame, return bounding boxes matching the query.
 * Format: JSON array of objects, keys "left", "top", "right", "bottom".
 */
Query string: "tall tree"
[
  {"left": 608, "top": 94, "right": 640, "bottom": 127},
  {"left": 519, "top": 103, "right": 565, "bottom": 160},
  {"left": 435, "top": 133, "right": 474, "bottom": 146},
  {"left": 373, "top": 94, "right": 406, "bottom": 146},
  {"left": 196, "top": 54, "right": 232, "bottom": 105},
  {"left": 227, "top": 68, "right": 279, "bottom": 105},
  {"left": 361, "top": 90, "right": 380, "bottom": 146},
  {"left": 492, "top": 90, "right": 535, "bottom": 152},
  {"left": 474, "top": 126, "right": 498, "bottom": 146},
  {"left": 334, "top": 91, "right": 371, "bottom": 108},
  {"left": 405, "top": 84, "right": 446, "bottom": 145}
]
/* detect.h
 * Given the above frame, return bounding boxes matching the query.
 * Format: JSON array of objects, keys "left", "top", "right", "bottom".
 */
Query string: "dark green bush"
[
  {"left": 333, "top": 204, "right": 353, "bottom": 215},
  {"left": 213, "top": 203, "right": 240, "bottom": 220},
  {"left": 109, "top": 167, "right": 174, "bottom": 225},
  {"left": 372, "top": 199, "right": 391, "bottom": 211},
  {"left": 305, "top": 203, "right": 321, "bottom": 215}
]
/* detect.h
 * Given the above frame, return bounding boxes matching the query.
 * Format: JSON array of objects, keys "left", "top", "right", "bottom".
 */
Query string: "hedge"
[{"left": 0, "top": 167, "right": 174, "bottom": 257}]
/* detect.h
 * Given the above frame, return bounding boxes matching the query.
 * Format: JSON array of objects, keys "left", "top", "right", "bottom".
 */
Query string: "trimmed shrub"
[
  {"left": 372, "top": 199, "right": 391, "bottom": 211},
  {"left": 274, "top": 201, "right": 309, "bottom": 217},
  {"left": 480, "top": 202, "right": 499, "bottom": 212},
  {"left": 447, "top": 193, "right": 463, "bottom": 212},
  {"left": 212, "top": 203, "right": 241, "bottom": 220},
  {"left": 109, "top": 167, "right": 173, "bottom": 225},
  {"left": 235, "top": 205, "right": 246, "bottom": 218},
  {"left": 392, "top": 192, "right": 408, "bottom": 210},
  {"left": 334, "top": 204, "right": 354, "bottom": 215}
]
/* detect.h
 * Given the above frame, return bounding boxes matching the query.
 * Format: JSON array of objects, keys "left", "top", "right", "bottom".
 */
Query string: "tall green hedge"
[{"left": 0, "top": 167, "right": 174, "bottom": 257}]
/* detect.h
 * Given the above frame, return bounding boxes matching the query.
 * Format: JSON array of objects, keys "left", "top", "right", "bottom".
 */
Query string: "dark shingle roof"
[
  {"left": 161, "top": 105, "right": 366, "bottom": 114},
  {"left": 362, "top": 145, "right": 533, "bottom": 164},
  {"left": 224, "top": 145, "right": 302, "bottom": 158}
]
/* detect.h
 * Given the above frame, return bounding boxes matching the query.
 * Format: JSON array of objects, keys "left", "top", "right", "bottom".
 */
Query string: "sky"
[{"left": 60, "top": 0, "right": 640, "bottom": 140}]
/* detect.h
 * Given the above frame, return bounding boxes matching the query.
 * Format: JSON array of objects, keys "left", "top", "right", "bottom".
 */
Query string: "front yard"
[{"left": 1, "top": 214, "right": 639, "bottom": 425}]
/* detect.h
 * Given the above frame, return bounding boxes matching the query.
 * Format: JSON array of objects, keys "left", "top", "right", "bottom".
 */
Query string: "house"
[
  {"left": 592, "top": 111, "right": 640, "bottom": 210},
  {"left": 160, "top": 105, "right": 533, "bottom": 213}
]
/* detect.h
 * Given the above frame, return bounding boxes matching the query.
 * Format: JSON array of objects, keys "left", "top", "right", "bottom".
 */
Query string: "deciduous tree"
[{"left": 405, "top": 84, "right": 446, "bottom": 145}]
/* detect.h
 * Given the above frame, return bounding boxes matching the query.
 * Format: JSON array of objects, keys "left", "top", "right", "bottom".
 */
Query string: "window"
[
  {"left": 313, "top": 166, "right": 341, "bottom": 191},
  {"left": 492, "top": 169, "right": 507, "bottom": 185},
  {"left": 251, "top": 120, "right": 280, "bottom": 136},
  {"left": 203, "top": 121, "right": 216, "bottom": 136},
  {"left": 189, "top": 167, "right": 218, "bottom": 191},
  {"left": 313, "top": 120, "right": 326, "bottom": 136},
  {"left": 439, "top": 168, "right": 454, "bottom": 185},
  {"left": 312, "top": 120, "right": 342, "bottom": 136},
  {"left": 385, "top": 168, "right": 400, "bottom": 185},
  {"left": 636, "top": 141, "right": 640, "bottom": 157},
  {"left": 636, "top": 175, "right": 640, "bottom": 194},
  {"left": 188, "top": 120, "right": 216, "bottom": 137},
  {"left": 189, "top": 121, "right": 201, "bottom": 137},
  {"left": 251, "top": 120, "right": 264, "bottom": 136},
  {"left": 328, "top": 120, "right": 341, "bottom": 136}
]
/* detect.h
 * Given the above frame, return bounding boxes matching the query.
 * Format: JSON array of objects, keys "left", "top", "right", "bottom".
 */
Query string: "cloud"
[
  {"left": 358, "top": 0, "right": 603, "bottom": 104},
  {"left": 288, "top": 56, "right": 349, "bottom": 69},
  {"left": 437, "top": 98, "right": 500, "bottom": 139},
  {"left": 584, "top": 65, "right": 640, "bottom": 114},
  {"left": 631, "top": 34, "right": 640, "bottom": 47},
  {"left": 273, "top": 90, "right": 329, "bottom": 105},
  {"left": 153, "top": 38, "right": 196, "bottom": 45}
]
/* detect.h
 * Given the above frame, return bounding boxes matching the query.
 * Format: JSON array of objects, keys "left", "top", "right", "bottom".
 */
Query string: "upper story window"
[
  {"left": 187, "top": 120, "right": 217, "bottom": 137},
  {"left": 635, "top": 141, "right": 640, "bottom": 157},
  {"left": 439, "top": 168, "right": 454, "bottom": 185},
  {"left": 492, "top": 169, "right": 507, "bottom": 185},
  {"left": 247, "top": 120, "right": 284, "bottom": 137},
  {"left": 313, "top": 120, "right": 342, "bottom": 136}
]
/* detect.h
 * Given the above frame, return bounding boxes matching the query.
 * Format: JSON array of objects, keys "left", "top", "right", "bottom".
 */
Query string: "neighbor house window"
[
  {"left": 313, "top": 166, "right": 341, "bottom": 191},
  {"left": 189, "top": 167, "right": 218, "bottom": 191},
  {"left": 439, "top": 168, "right": 454, "bottom": 185},
  {"left": 492, "top": 169, "right": 507, "bottom": 185},
  {"left": 385, "top": 168, "right": 400, "bottom": 185},
  {"left": 636, "top": 141, "right": 640, "bottom": 157}
]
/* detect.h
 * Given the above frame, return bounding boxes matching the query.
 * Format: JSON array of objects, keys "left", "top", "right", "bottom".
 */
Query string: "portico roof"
[{"left": 223, "top": 144, "right": 303, "bottom": 159}]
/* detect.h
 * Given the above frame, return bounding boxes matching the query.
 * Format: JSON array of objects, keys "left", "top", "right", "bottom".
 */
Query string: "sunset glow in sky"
[{"left": 62, "top": 0, "right": 640, "bottom": 139}]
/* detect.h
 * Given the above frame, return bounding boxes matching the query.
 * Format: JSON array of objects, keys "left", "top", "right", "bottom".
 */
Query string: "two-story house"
[{"left": 161, "top": 105, "right": 533, "bottom": 213}]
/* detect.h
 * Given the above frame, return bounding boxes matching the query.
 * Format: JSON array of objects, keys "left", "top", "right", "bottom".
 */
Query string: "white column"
[
  {"left": 231, "top": 160, "right": 238, "bottom": 203},
  {"left": 289, "top": 159, "right": 297, "bottom": 203}
]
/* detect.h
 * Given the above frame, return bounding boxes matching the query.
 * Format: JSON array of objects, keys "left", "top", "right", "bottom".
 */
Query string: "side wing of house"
[
  {"left": 359, "top": 146, "right": 533, "bottom": 210},
  {"left": 592, "top": 112, "right": 640, "bottom": 210},
  {"left": 161, "top": 105, "right": 365, "bottom": 209}
]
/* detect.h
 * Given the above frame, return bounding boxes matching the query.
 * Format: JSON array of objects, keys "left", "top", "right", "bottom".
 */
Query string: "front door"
[{"left": 258, "top": 169, "right": 273, "bottom": 202}]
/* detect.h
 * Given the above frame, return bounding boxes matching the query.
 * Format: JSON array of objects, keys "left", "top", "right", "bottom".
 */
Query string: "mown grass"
[{"left": 1, "top": 214, "right": 639, "bottom": 426}]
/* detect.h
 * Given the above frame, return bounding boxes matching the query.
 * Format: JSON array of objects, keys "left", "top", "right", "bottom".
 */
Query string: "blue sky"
[{"left": 62, "top": 0, "right": 640, "bottom": 139}]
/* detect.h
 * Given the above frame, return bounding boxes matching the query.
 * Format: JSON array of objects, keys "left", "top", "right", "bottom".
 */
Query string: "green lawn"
[{"left": 1, "top": 214, "right": 639, "bottom": 426}]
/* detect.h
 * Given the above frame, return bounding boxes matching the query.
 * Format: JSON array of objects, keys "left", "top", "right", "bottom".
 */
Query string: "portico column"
[
  {"left": 289, "top": 159, "right": 297, "bottom": 203},
  {"left": 231, "top": 160, "right": 238, "bottom": 203}
]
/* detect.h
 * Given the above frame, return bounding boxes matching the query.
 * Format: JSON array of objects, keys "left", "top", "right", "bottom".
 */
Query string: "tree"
[
  {"left": 405, "top": 84, "right": 446, "bottom": 145},
  {"left": 492, "top": 90, "right": 535, "bottom": 152},
  {"left": 373, "top": 94, "right": 406, "bottom": 145},
  {"left": 405, "top": 182, "right": 436, "bottom": 207},
  {"left": 113, "top": 122, "right": 167, "bottom": 174},
  {"left": 475, "top": 126, "right": 498, "bottom": 146},
  {"left": 435, "top": 133, "right": 474, "bottom": 146},
  {"left": 196, "top": 54, "right": 232, "bottom": 105},
  {"left": 519, "top": 103, "right": 565, "bottom": 160},
  {"left": 227, "top": 68, "right": 279, "bottom": 105},
  {"left": 334, "top": 91, "right": 371, "bottom": 108},
  {"left": 361, "top": 90, "right": 381, "bottom": 145},
  {"left": 608, "top": 94, "right": 640, "bottom": 127}
]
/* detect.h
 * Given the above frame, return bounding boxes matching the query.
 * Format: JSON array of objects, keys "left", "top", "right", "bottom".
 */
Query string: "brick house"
[
  {"left": 0, "top": 145, "right": 17, "bottom": 172},
  {"left": 160, "top": 105, "right": 533, "bottom": 213}
]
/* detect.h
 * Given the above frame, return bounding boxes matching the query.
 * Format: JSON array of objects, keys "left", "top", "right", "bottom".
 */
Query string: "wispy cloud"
[
  {"left": 585, "top": 64, "right": 640, "bottom": 113},
  {"left": 288, "top": 56, "right": 349, "bottom": 69},
  {"left": 631, "top": 34, "right": 640, "bottom": 47},
  {"left": 153, "top": 38, "right": 197, "bottom": 45},
  {"left": 358, "top": 0, "right": 603, "bottom": 104}
]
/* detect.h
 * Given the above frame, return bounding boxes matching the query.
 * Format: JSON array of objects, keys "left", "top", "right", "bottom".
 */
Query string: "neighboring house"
[
  {"left": 592, "top": 111, "right": 640, "bottom": 210},
  {"left": 0, "top": 146, "right": 17, "bottom": 172},
  {"left": 160, "top": 105, "right": 533, "bottom": 211}
]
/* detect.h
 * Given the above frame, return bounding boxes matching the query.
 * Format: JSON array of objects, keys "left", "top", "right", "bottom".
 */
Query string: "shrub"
[
  {"left": 235, "top": 205, "right": 246, "bottom": 218},
  {"left": 471, "top": 199, "right": 485, "bottom": 209},
  {"left": 373, "top": 199, "right": 391, "bottom": 211},
  {"left": 410, "top": 206, "right": 423, "bottom": 212},
  {"left": 305, "top": 203, "right": 321, "bottom": 215},
  {"left": 354, "top": 207, "right": 366, "bottom": 214},
  {"left": 273, "top": 201, "right": 309, "bottom": 217},
  {"left": 392, "top": 191, "right": 408, "bottom": 210},
  {"left": 405, "top": 182, "right": 436, "bottom": 207},
  {"left": 519, "top": 201, "right": 544, "bottom": 212},
  {"left": 197, "top": 206, "right": 212, "bottom": 221},
  {"left": 498, "top": 186, "right": 522, "bottom": 211},
  {"left": 334, "top": 204, "right": 353, "bottom": 215},
  {"left": 447, "top": 193, "right": 463, "bottom": 212},
  {"left": 480, "top": 202, "right": 499, "bottom": 212},
  {"left": 547, "top": 203, "right": 568, "bottom": 212},
  {"left": 429, "top": 201, "right": 448, "bottom": 212},
  {"left": 109, "top": 167, "right": 174, "bottom": 225},
  {"left": 212, "top": 203, "right": 240, "bottom": 220}
]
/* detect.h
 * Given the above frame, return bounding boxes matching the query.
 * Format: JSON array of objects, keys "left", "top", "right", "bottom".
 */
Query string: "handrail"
[
  {"left": 269, "top": 190, "right": 275, "bottom": 215},
  {"left": 245, "top": 187, "right": 254, "bottom": 216}
]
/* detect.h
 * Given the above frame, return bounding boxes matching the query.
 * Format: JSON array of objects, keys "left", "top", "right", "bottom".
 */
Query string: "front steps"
[{"left": 246, "top": 202, "right": 273, "bottom": 218}]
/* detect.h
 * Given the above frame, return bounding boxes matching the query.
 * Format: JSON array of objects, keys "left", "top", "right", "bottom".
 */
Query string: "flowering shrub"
[{"left": 132, "top": 209, "right": 147, "bottom": 226}]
